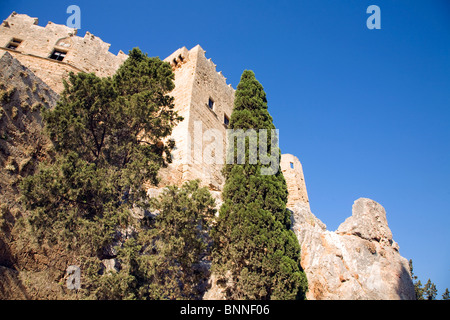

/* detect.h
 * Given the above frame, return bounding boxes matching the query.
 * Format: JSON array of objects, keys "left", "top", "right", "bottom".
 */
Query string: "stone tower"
[
  {"left": 281, "top": 154, "right": 310, "bottom": 208},
  {"left": 158, "top": 45, "right": 234, "bottom": 191}
]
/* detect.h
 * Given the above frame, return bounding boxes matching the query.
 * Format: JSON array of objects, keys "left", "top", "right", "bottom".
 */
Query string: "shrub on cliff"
[
  {"left": 211, "top": 70, "right": 308, "bottom": 300},
  {"left": 90, "top": 180, "right": 216, "bottom": 300}
]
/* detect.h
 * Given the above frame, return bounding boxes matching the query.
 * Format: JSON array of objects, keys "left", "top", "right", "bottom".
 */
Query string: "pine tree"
[
  {"left": 92, "top": 180, "right": 216, "bottom": 300},
  {"left": 19, "top": 48, "right": 183, "bottom": 297},
  {"left": 424, "top": 279, "right": 438, "bottom": 300},
  {"left": 211, "top": 70, "right": 307, "bottom": 300},
  {"left": 442, "top": 288, "right": 450, "bottom": 300},
  {"left": 409, "top": 259, "right": 424, "bottom": 300},
  {"left": 136, "top": 180, "right": 216, "bottom": 299}
]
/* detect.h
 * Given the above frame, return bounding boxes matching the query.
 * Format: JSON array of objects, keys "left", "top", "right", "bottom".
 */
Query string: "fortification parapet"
[{"left": 0, "top": 12, "right": 127, "bottom": 92}]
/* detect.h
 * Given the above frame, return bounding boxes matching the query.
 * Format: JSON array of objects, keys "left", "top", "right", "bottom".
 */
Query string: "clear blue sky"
[{"left": 1, "top": 0, "right": 449, "bottom": 297}]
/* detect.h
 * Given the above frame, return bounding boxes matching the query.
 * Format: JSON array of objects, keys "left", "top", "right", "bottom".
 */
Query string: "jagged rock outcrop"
[{"left": 290, "top": 198, "right": 415, "bottom": 300}]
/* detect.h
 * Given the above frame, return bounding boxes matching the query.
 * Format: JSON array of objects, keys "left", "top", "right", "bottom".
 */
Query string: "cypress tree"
[
  {"left": 212, "top": 70, "right": 307, "bottom": 300},
  {"left": 424, "top": 279, "right": 438, "bottom": 300}
]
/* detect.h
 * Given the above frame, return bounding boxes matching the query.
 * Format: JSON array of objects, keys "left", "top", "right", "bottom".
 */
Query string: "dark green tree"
[
  {"left": 211, "top": 70, "right": 307, "bottom": 300},
  {"left": 90, "top": 180, "right": 216, "bottom": 300},
  {"left": 19, "top": 48, "right": 182, "bottom": 297},
  {"left": 409, "top": 259, "right": 424, "bottom": 300},
  {"left": 424, "top": 279, "right": 438, "bottom": 300},
  {"left": 442, "top": 288, "right": 450, "bottom": 300},
  {"left": 136, "top": 180, "right": 216, "bottom": 299}
]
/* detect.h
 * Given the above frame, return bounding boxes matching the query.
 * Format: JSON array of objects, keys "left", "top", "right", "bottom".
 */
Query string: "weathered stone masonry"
[
  {"left": 0, "top": 12, "right": 127, "bottom": 92},
  {"left": 0, "top": 12, "right": 310, "bottom": 205}
]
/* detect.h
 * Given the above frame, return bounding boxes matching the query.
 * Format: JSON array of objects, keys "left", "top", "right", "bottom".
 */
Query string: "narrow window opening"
[
  {"left": 208, "top": 98, "right": 214, "bottom": 110},
  {"left": 49, "top": 49, "right": 67, "bottom": 61},
  {"left": 290, "top": 162, "right": 294, "bottom": 169},
  {"left": 6, "top": 43, "right": 18, "bottom": 50},
  {"left": 224, "top": 114, "right": 230, "bottom": 127},
  {"left": 178, "top": 55, "right": 184, "bottom": 62},
  {"left": 6, "top": 38, "right": 22, "bottom": 50},
  {"left": 173, "top": 58, "right": 178, "bottom": 67}
]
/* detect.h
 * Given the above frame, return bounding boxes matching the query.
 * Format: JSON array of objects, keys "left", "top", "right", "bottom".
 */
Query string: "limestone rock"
[
  {"left": 290, "top": 198, "right": 415, "bottom": 300},
  {"left": 336, "top": 198, "right": 392, "bottom": 243},
  {"left": 101, "top": 259, "right": 120, "bottom": 274}
]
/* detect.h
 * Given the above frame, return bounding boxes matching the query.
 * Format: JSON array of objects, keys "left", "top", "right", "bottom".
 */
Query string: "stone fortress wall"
[
  {"left": 0, "top": 12, "right": 309, "bottom": 206},
  {"left": 0, "top": 12, "right": 127, "bottom": 92}
]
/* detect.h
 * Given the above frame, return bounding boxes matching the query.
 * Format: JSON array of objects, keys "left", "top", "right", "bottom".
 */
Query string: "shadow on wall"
[
  {"left": 396, "top": 261, "right": 416, "bottom": 300},
  {"left": 0, "top": 235, "right": 31, "bottom": 299},
  {"left": 0, "top": 267, "right": 31, "bottom": 300},
  {"left": 0, "top": 231, "right": 16, "bottom": 269}
]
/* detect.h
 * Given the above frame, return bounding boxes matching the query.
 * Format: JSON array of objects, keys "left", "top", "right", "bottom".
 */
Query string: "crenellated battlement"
[
  {"left": 164, "top": 46, "right": 189, "bottom": 69},
  {"left": 0, "top": 12, "right": 127, "bottom": 92},
  {"left": 200, "top": 46, "right": 233, "bottom": 90}
]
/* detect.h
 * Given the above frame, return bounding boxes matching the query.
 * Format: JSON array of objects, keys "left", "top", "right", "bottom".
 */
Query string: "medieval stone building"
[
  {"left": 0, "top": 11, "right": 310, "bottom": 206},
  {"left": 0, "top": 12, "right": 127, "bottom": 92}
]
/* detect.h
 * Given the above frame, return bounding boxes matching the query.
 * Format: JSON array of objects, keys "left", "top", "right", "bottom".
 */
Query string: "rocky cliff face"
[
  {"left": 290, "top": 198, "right": 415, "bottom": 300},
  {"left": 0, "top": 52, "right": 73, "bottom": 299}
]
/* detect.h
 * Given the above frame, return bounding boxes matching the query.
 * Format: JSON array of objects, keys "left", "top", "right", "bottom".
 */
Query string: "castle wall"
[
  {"left": 156, "top": 47, "right": 196, "bottom": 186},
  {"left": 158, "top": 45, "right": 235, "bottom": 190},
  {"left": 185, "top": 45, "right": 234, "bottom": 190},
  {"left": 0, "top": 12, "right": 127, "bottom": 92}
]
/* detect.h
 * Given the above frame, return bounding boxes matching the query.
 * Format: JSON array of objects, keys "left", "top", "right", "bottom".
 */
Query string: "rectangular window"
[
  {"left": 6, "top": 38, "right": 22, "bottom": 50},
  {"left": 49, "top": 49, "right": 67, "bottom": 61},
  {"left": 290, "top": 162, "right": 294, "bottom": 169},
  {"left": 224, "top": 114, "right": 230, "bottom": 126},
  {"left": 208, "top": 98, "right": 214, "bottom": 110}
]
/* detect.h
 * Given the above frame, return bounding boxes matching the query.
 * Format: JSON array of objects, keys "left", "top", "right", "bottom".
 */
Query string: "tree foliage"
[
  {"left": 18, "top": 48, "right": 220, "bottom": 299},
  {"left": 88, "top": 180, "right": 216, "bottom": 300},
  {"left": 22, "top": 47, "right": 180, "bottom": 245},
  {"left": 409, "top": 259, "right": 425, "bottom": 300},
  {"left": 442, "top": 288, "right": 450, "bottom": 300},
  {"left": 424, "top": 279, "right": 438, "bottom": 301},
  {"left": 211, "top": 70, "right": 307, "bottom": 300}
]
